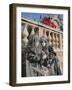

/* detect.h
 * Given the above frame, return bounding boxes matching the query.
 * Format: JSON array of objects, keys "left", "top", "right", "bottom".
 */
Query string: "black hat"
[
  {"left": 50, "top": 51, "right": 56, "bottom": 56},
  {"left": 48, "top": 45, "right": 54, "bottom": 52}
]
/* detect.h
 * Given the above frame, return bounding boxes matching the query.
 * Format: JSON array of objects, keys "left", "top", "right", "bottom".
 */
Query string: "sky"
[{"left": 21, "top": 12, "right": 63, "bottom": 22}]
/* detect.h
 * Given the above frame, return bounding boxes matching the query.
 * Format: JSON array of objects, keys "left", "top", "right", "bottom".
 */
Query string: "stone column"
[
  {"left": 49, "top": 31, "right": 52, "bottom": 45},
  {"left": 38, "top": 27, "right": 43, "bottom": 37},
  {"left": 59, "top": 34, "right": 63, "bottom": 50},
  {"left": 53, "top": 33, "right": 56, "bottom": 48},
  {"left": 22, "top": 23, "right": 28, "bottom": 47},
  {"left": 56, "top": 34, "right": 59, "bottom": 49}
]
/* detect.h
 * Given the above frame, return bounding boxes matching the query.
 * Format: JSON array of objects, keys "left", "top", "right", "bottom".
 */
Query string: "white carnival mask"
[{"left": 42, "top": 42, "right": 46, "bottom": 47}]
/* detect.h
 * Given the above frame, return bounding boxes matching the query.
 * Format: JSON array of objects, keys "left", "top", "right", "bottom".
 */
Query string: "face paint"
[
  {"left": 43, "top": 54, "right": 47, "bottom": 59},
  {"left": 42, "top": 42, "right": 46, "bottom": 46},
  {"left": 49, "top": 53, "right": 54, "bottom": 59}
]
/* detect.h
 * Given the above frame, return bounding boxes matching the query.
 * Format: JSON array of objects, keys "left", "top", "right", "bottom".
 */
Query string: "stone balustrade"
[{"left": 21, "top": 18, "right": 63, "bottom": 50}]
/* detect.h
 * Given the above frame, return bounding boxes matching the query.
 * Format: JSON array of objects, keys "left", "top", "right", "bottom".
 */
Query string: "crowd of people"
[{"left": 23, "top": 27, "right": 62, "bottom": 76}]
